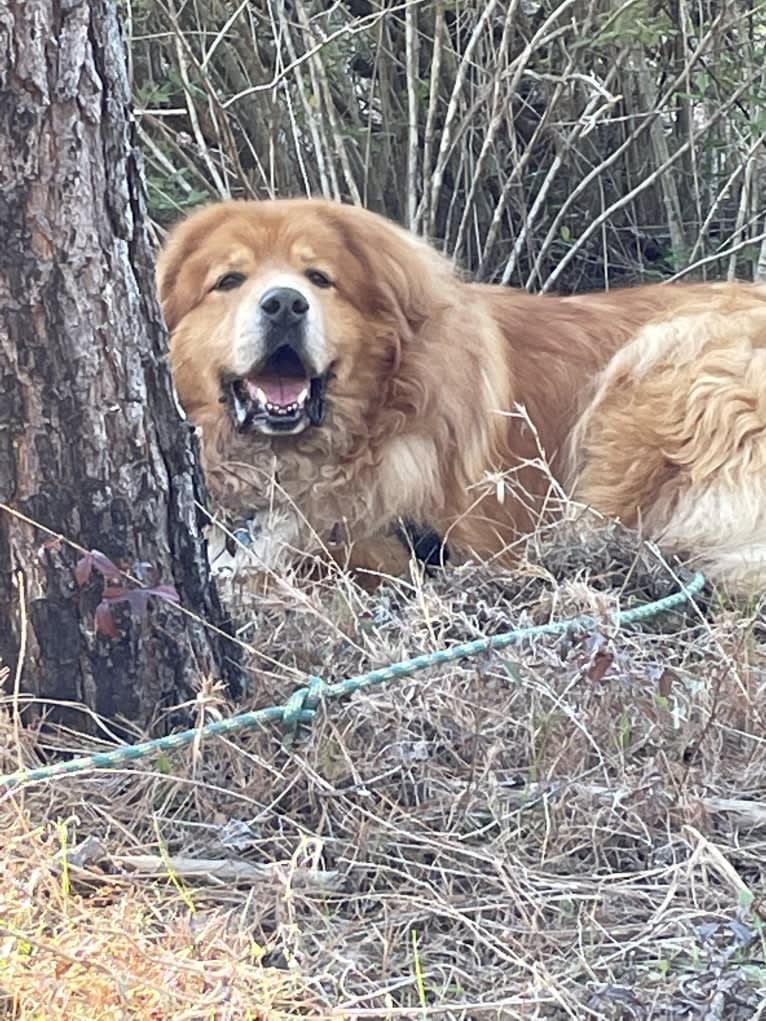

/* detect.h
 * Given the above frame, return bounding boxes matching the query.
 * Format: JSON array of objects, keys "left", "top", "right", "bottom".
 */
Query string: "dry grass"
[
  {"left": 0, "top": 813, "right": 313, "bottom": 1019},
  {"left": 4, "top": 521, "right": 766, "bottom": 1018}
]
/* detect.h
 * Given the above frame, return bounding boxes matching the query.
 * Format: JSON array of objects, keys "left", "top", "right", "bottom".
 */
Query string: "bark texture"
[{"left": 0, "top": 0, "right": 239, "bottom": 731}]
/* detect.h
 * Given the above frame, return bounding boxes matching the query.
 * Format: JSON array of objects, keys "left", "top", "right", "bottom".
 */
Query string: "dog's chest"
[{"left": 205, "top": 433, "right": 372, "bottom": 531}]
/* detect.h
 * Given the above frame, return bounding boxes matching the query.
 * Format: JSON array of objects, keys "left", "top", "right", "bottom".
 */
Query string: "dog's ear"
[
  {"left": 155, "top": 203, "right": 230, "bottom": 334},
  {"left": 338, "top": 208, "right": 452, "bottom": 345},
  {"left": 155, "top": 225, "right": 188, "bottom": 334}
]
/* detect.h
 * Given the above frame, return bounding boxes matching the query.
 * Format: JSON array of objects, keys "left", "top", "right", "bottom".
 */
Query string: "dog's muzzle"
[{"left": 221, "top": 286, "right": 329, "bottom": 436}]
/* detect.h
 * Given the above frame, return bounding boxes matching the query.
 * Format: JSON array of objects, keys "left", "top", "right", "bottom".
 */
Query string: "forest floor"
[{"left": 3, "top": 518, "right": 766, "bottom": 1019}]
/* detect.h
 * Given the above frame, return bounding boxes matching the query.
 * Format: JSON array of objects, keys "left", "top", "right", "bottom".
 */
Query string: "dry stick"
[
  {"left": 451, "top": 0, "right": 520, "bottom": 262},
  {"left": 332, "top": 1003, "right": 538, "bottom": 1019},
  {"left": 280, "top": 12, "right": 331, "bottom": 198},
  {"left": 133, "top": 107, "right": 189, "bottom": 117},
  {"left": 139, "top": 114, "right": 218, "bottom": 194},
  {"left": 202, "top": 65, "right": 254, "bottom": 199},
  {"left": 757, "top": 216, "right": 766, "bottom": 282},
  {"left": 404, "top": 0, "right": 419, "bottom": 229},
  {"left": 427, "top": 76, "right": 498, "bottom": 194},
  {"left": 684, "top": 132, "right": 766, "bottom": 267},
  {"left": 267, "top": 5, "right": 312, "bottom": 198},
  {"left": 264, "top": 8, "right": 281, "bottom": 196},
  {"left": 685, "top": 825, "right": 752, "bottom": 899},
  {"left": 263, "top": 3, "right": 294, "bottom": 197},
  {"left": 666, "top": 228, "right": 766, "bottom": 282},
  {"left": 200, "top": 0, "right": 250, "bottom": 71},
  {"left": 541, "top": 73, "right": 759, "bottom": 293},
  {"left": 502, "top": 151, "right": 564, "bottom": 285},
  {"left": 11, "top": 570, "right": 27, "bottom": 773},
  {"left": 474, "top": 14, "right": 587, "bottom": 279},
  {"left": 291, "top": 2, "right": 342, "bottom": 203},
  {"left": 173, "top": 33, "right": 229, "bottom": 198},
  {"left": 224, "top": 5, "right": 279, "bottom": 197},
  {"left": 598, "top": 174, "right": 610, "bottom": 289},
  {"left": 136, "top": 124, "right": 194, "bottom": 198},
  {"left": 637, "top": 56, "right": 685, "bottom": 268},
  {"left": 223, "top": 106, "right": 273, "bottom": 199},
  {"left": 307, "top": 75, "right": 340, "bottom": 199},
  {"left": 112, "top": 853, "right": 342, "bottom": 889},
  {"left": 443, "top": 146, "right": 468, "bottom": 250},
  {"left": 413, "top": 0, "right": 444, "bottom": 235},
  {"left": 182, "top": 0, "right": 243, "bottom": 198},
  {"left": 475, "top": 57, "right": 571, "bottom": 280},
  {"left": 281, "top": 78, "right": 312, "bottom": 197},
  {"left": 678, "top": 0, "right": 703, "bottom": 236},
  {"left": 727, "top": 152, "right": 755, "bottom": 281},
  {"left": 223, "top": 0, "right": 426, "bottom": 107},
  {"left": 156, "top": 0, "right": 269, "bottom": 198},
  {"left": 366, "top": 21, "right": 407, "bottom": 215},
  {"left": 526, "top": 3, "right": 734, "bottom": 290},
  {"left": 296, "top": 1, "right": 362, "bottom": 208},
  {"left": 360, "top": 14, "right": 385, "bottom": 208},
  {"left": 499, "top": 62, "right": 626, "bottom": 284},
  {"left": 427, "top": 0, "right": 503, "bottom": 235}
]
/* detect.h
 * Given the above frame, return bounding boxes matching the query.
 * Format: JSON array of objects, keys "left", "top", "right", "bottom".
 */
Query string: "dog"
[{"left": 157, "top": 198, "right": 766, "bottom": 591}]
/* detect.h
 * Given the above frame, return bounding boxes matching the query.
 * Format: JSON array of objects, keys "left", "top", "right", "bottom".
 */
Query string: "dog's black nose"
[{"left": 259, "top": 287, "right": 309, "bottom": 327}]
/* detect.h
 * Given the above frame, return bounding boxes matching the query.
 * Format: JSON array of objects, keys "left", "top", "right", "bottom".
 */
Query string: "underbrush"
[{"left": 3, "top": 521, "right": 766, "bottom": 1019}]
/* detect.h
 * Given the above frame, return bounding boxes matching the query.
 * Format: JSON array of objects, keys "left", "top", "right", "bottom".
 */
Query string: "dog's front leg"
[{"left": 323, "top": 520, "right": 449, "bottom": 592}]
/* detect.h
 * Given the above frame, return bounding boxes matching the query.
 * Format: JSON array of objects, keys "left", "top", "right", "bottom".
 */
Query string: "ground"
[{"left": 2, "top": 518, "right": 766, "bottom": 1019}]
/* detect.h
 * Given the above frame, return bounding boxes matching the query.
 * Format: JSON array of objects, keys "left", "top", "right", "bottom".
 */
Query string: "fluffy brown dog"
[{"left": 157, "top": 198, "right": 766, "bottom": 591}]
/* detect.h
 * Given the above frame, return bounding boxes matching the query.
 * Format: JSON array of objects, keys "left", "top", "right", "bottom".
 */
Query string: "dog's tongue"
[{"left": 248, "top": 376, "right": 306, "bottom": 407}]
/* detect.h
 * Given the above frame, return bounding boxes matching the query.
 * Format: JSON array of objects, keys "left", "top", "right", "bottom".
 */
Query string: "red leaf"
[
  {"left": 581, "top": 633, "right": 614, "bottom": 684},
  {"left": 121, "top": 590, "right": 152, "bottom": 616},
  {"left": 657, "top": 667, "right": 677, "bottom": 698},
  {"left": 89, "top": 550, "right": 123, "bottom": 583},
  {"left": 102, "top": 583, "right": 180, "bottom": 620},
  {"left": 74, "top": 555, "right": 94, "bottom": 587},
  {"left": 95, "top": 601, "right": 119, "bottom": 638},
  {"left": 587, "top": 650, "right": 614, "bottom": 684}
]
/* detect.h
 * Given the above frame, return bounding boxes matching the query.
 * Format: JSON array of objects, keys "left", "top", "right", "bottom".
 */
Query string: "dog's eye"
[
  {"left": 306, "top": 268, "right": 333, "bottom": 289},
  {"left": 213, "top": 271, "right": 246, "bottom": 292}
]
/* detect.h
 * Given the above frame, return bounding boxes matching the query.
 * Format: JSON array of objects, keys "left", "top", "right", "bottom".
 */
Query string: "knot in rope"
[{"left": 281, "top": 675, "right": 326, "bottom": 745}]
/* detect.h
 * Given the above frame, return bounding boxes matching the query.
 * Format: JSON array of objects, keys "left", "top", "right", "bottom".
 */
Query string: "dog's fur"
[{"left": 157, "top": 198, "right": 766, "bottom": 590}]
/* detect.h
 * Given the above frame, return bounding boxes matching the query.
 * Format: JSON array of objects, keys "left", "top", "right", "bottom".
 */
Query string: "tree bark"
[{"left": 0, "top": 0, "right": 240, "bottom": 733}]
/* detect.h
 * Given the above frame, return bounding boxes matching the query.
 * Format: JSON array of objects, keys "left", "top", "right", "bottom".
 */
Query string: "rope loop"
[{"left": 281, "top": 675, "right": 325, "bottom": 746}]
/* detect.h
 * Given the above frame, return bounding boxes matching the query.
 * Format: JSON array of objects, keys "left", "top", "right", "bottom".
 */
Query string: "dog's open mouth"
[{"left": 223, "top": 346, "right": 327, "bottom": 435}]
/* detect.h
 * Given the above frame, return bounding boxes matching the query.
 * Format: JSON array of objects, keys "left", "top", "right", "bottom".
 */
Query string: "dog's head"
[{"left": 157, "top": 199, "right": 450, "bottom": 439}]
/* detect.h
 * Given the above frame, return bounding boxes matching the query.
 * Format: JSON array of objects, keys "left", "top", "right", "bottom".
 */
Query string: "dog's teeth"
[
  {"left": 261, "top": 398, "right": 303, "bottom": 417},
  {"left": 297, "top": 387, "right": 309, "bottom": 404},
  {"left": 255, "top": 386, "right": 268, "bottom": 405}
]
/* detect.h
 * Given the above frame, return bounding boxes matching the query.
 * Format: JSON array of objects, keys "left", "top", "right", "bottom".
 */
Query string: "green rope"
[{"left": 0, "top": 571, "right": 705, "bottom": 791}]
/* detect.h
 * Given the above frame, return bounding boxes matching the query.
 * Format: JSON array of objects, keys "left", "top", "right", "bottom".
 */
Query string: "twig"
[
  {"left": 404, "top": 0, "right": 419, "bottom": 228},
  {"left": 115, "top": 853, "right": 343, "bottom": 890}
]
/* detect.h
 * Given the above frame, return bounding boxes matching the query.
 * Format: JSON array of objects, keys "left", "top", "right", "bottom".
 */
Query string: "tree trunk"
[{"left": 0, "top": 0, "right": 240, "bottom": 733}]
